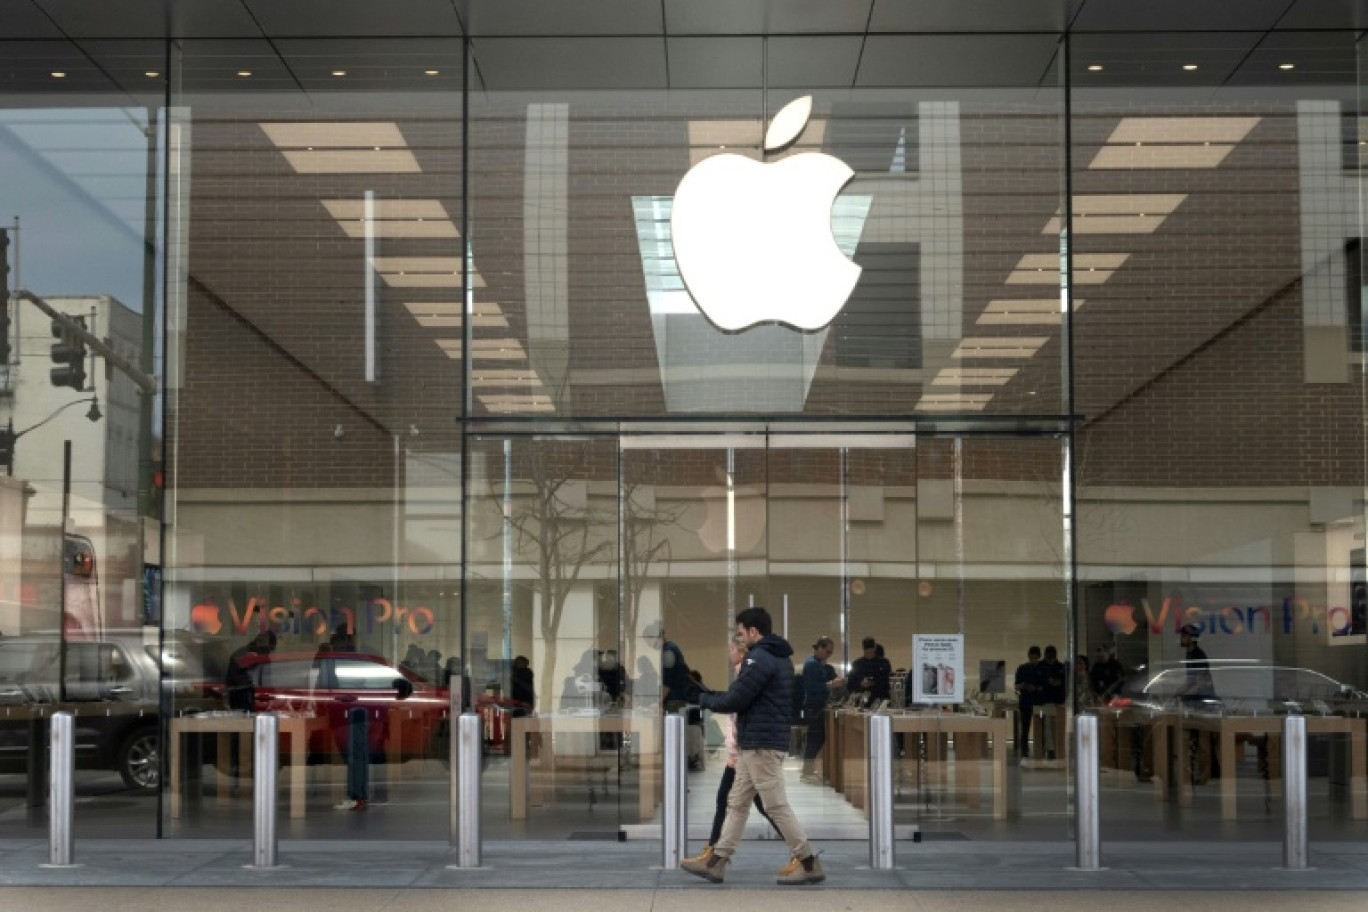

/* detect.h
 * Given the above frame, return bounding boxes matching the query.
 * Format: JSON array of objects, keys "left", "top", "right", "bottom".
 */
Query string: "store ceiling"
[{"left": 6, "top": 0, "right": 1368, "bottom": 40}]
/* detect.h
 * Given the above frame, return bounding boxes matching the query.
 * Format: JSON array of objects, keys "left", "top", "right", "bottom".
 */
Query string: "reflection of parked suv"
[
  {"left": 0, "top": 631, "right": 207, "bottom": 790},
  {"left": 1110, "top": 662, "right": 1368, "bottom": 716},
  {"left": 212, "top": 651, "right": 450, "bottom": 764}
]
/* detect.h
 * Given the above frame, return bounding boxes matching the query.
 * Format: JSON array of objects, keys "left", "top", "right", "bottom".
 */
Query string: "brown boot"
[
  {"left": 682, "top": 844, "right": 714, "bottom": 865},
  {"left": 681, "top": 850, "right": 729, "bottom": 883},
  {"left": 777, "top": 853, "right": 824, "bottom": 885},
  {"left": 776, "top": 856, "right": 801, "bottom": 876}
]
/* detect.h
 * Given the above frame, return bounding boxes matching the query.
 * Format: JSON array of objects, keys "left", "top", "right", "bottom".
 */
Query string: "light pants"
[{"left": 713, "top": 748, "right": 812, "bottom": 862}]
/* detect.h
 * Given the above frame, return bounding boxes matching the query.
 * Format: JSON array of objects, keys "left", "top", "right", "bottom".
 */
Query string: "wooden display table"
[
  {"left": 509, "top": 712, "right": 660, "bottom": 821},
  {"left": 1174, "top": 713, "right": 1367, "bottom": 820},
  {"left": 169, "top": 713, "right": 310, "bottom": 819},
  {"left": 835, "top": 711, "right": 1010, "bottom": 820}
]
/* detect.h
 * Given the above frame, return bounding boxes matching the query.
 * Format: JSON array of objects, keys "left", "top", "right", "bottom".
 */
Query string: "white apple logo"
[{"left": 671, "top": 96, "right": 861, "bottom": 333}]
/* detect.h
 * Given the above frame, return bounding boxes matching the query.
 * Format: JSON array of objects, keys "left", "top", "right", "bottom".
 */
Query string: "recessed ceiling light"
[
  {"left": 425, "top": 69, "right": 440, "bottom": 76},
  {"left": 237, "top": 70, "right": 252, "bottom": 77},
  {"left": 1087, "top": 65, "right": 1104, "bottom": 72},
  {"left": 50, "top": 71, "right": 66, "bottom": 78},
  {"left": 331, "top": 70, "right": 346, "bottom": 77},
  {"left": 1182, "top": 64, "right": 1198, "bottom": 71},
  {"left": 1279, "top": 63, "right": 1295, "bottom": 71},
  {"left": 145, "top": 71, "right": 160, "bottom": 78}
]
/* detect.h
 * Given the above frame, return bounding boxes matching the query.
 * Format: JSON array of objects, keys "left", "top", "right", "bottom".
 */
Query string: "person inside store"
[
  {"left": 510, "top": 654, "right": 535, "bottom": 711},
  {"left": 597, "top": 649, "right": 626, "bottom": 706},
  {"left": 645, "top": 620, "right": 693, "bottom": 710},
  {"left": 1013, "top": 645, "right": 1045, "bottom": 758},
  {"left": 681, "top": 606, "right": 826, "bottom": 885},
  {"left": 683, "top": 633, "right": 795, "bottom": 876},
  {"left": 848, "top": 636, "right": 891, "bottom": 707},
  {"left": 223, "top": 630, "right": 275, "bottom": 781},
  {"left": 799, "top": 636, "right": 844, "bottom": 784},
  {"left": 330, "top": 624, "right": 356, "bottom": 653},
  {"left": 1039, "top": 645, "right": 1068, "bottom": 757},
  {"left": 1089, "top": 642, "right": 1124, "bottom": 700},
  {"left": 1179, "top": 623, "right": 1216, "bottom": 783}
]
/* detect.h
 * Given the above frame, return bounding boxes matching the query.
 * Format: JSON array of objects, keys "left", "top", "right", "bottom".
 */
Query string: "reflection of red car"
[{"left": 231, "top": 651, "right": 450, "bottom": 763}]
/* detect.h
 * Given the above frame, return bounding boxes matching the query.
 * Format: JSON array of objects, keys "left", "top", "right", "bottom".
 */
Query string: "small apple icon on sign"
[
  {"left": 671, "top": 95, "right": 861, "bottom": 332},
  {"left": 1104, "top": 603, "right": 1138, "bottom": 636}
]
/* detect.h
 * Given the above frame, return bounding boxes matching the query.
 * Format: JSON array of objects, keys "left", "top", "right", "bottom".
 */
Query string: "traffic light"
[
  {"left": 0, "top": 229, "right": 10, "bottom": 364},
  {"left": 0, "top": 420, "right": 14, "bottom": 475},
  {"left": 49, "top": 315, "right": 87, "bottom": 390}
]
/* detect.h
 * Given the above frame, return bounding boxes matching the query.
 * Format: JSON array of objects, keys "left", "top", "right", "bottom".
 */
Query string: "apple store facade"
[{"left": 1, "top": 0, "right": 1368, "bottom": 852}]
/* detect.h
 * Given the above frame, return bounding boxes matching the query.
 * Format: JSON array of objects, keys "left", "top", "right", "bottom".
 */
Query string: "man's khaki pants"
[{"left": 714, "top": 748, "right": 812, "bottom": 862}]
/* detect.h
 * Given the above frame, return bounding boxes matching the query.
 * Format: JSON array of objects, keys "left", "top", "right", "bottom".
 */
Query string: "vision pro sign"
[{"left": 190, "top": 597, "right": 436, "bottom": 637}]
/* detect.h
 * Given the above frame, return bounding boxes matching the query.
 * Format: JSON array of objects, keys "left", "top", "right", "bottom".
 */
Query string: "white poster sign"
[{"left": 912, "top": 634, "right": 964, "bottom": 704}]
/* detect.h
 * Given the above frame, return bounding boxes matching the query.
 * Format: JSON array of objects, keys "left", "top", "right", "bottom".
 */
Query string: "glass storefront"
[{"left": 0, "top": 8, "right": 1362, "bottom": 849}]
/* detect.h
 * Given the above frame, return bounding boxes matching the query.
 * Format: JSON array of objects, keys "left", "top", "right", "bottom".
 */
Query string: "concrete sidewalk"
[
  {"left": 6, "top": 891, "right": 1368, "bottom": 912},
  {"left": 1, "top": 838, "right": 1368, "bottom": 894}
]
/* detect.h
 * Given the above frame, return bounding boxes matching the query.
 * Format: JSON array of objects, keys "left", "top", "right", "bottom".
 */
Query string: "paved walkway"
[{"left": 2, "top": 838, "right": 1368, "bottom": 894}]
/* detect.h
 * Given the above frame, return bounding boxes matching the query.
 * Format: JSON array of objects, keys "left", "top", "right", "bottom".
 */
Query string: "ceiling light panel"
[
  {"left": 1107, "top": 117, "right": 1260, "bottom": 144},
  {"left": 931, "top": 368, "right": 1018, "bottom": 386},
  {"left": 281, "top": 149, "right": 421, "bottom": 173},
  {"left": 915, "top": 394, "right": 993, "bottom": 411},
  {"left": 1042, "top": 215, "right": 1166, "bottom": 234},
  {"left": 952, "top": 337, "right": 1049, "bottom": 358},
  {"left": 1016, "top": 253, "right": 1128, "bottom": 270},
  {"left": 1089, "top": 117, "right": 1259, "bottom": 170},
  {"left": 335, "top": 219, "right": 458, "bottom": 238},
  {"left": 373, "top": 256, "right": 462, "bottom": 273},
  {"left": 1089, "top": 145, "right": 1234, "bottom": 169},
  {"left": 323, "top": 199, "right": 451, "bottom": 219},
  {"left": 382, "top": 273, "right": 480, "bottom": 288},
  {"left": 402, "top": 302, "right": 504, "bottom": 316},
  {"left": 261, "top": 122, "right": 409, "bottom": 148},
  {"left": 977, "top": 298, "right": 1083, "bottom": 325},
  {"left": 1043, "top": 194, "right": 1186, "bottom": 234},
  {"left": 473, "top": 370, "right": 543, "bottom": 388}
]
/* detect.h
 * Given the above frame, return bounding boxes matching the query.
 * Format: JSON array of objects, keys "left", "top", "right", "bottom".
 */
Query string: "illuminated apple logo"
[
  {"left": 671, "top": 96, "right": 861, "bottom": 332},
  {"left": 191, "top": 603, "right": 223, "bottom": 635},
  {"left": 1104, "top": 603, "right": 1138, "bottom": 636}
]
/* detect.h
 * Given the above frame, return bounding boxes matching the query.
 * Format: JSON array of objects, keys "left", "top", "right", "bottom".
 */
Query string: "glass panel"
[
  {"left": 469, "top": 435, "right": 622, "bottom": 837},
  {"left": 164, "top": 38, "right": 463, "bottom": 836},
  {"left": 0, "top": 38, "right": 165, "bottom": 836},
  {"left": 1072, "top": 31, "right": 1367, "bottom": 840},
  {"left": 467, "top": 35, "right": 1065, "bottom": 419}
]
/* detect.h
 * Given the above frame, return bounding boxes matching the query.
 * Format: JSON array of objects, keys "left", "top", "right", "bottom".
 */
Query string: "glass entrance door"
[{"left": 470, "top": 427, "right": 1068, "bottom": 840}]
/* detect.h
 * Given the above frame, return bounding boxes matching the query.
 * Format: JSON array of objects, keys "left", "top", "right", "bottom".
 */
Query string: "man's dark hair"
[
  {"left": 1028, "top": 645, "right": 1041, "bottom": 657},
  {"left": 861, "top": 636, "right": 876, "bottom": 650},
  {"left": 736, "top": 606, "right": 772, "bottom": 636}
]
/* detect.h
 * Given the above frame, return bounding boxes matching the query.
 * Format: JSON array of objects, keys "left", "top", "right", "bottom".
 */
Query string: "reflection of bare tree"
[
  {"left": 500, "top": 443, "right": 615, "bottom": 704},
  {"left": 620, "top": 482, "right": 686, "bottom": 675}
]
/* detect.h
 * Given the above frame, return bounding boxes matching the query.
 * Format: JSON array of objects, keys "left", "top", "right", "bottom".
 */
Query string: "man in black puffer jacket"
[{"left": 680, "top": 607, "right": 825, "bottom": 886}]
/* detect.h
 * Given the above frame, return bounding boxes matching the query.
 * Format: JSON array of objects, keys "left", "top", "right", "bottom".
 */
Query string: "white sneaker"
[{"left": 333, "top": 799, "right": 358, "bottom": 811}]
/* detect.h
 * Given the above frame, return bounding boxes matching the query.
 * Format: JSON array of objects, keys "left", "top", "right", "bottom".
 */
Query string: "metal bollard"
[
  {"left": 1074, "top": 713, "right": 1101, "bottom": 871},
  {"left": 1283, "top": 714, "right": 1308, "bottom": 870},
  {"left": 448, "top": 681, "right": 462, "bottom": 846},
  {"left": 47, "top": 712, "right": 75, "bottom": 867},
  {"left": 662, "top": 713, "right": 686, "bottom": 868},
  {"left": 868, "top": 713, "right": 894, "bottom": 870},
  {"left": 454, "top": 712, "right": 482, "bottom": 868},
  {"left": 249, "top": 714, "right": 279, "bottom": 869}
]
